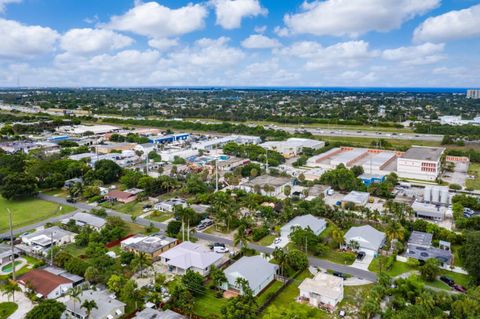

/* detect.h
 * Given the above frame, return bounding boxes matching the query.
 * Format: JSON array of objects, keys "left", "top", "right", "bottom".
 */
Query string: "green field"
[
  {"left": 0, "top": 302, "right": 18, "bottom": 319},
  {"left": 368, "top": 259, "right": 415, "bottom": 277},
  {"left": 192, "top": 288, "right": 228, "bottom": 318},
  {"left": 256, "top": 234, "right": 276, "bottom": 246},
  {"left": 0, "top": 197, "right": 76, "bottom": 233},
  {"left": 146, "top": 211, "right": 173, "bottom": 223},
  {"left": 466, "top": 163, "right": 480, "bottom": 190}
]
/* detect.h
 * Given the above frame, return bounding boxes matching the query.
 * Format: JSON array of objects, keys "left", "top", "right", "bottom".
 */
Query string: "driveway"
[
  {"left": 351, "top": 254, "right": 374, "bottom": 271},
  {"left": 267, "top": 236, "right": 289, "bottom": 249},
  {"left": 0, "top": 291, "right": 34, "bottom": 319}
]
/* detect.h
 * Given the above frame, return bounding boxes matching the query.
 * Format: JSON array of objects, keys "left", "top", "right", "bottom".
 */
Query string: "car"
[
  {"left": 143, "top": 204, "right": 152, "bottom": 209},
  {"left": 440, "top": 276, "right": 455, "bottom": 286},
  {"left": 196, "top": 224, "right": 208, "bottom": 231},
  {"left": 332, "top": 272, "right": 346, "bottom": 279},
  {"left": 356, "top": 252, "right": 366, "bottom": 261},
  {"left": 66, "top": 197, "right": 77, "bottom": 203},
  {"left": 213, "top": 246, "right": 229, "bottom": 253},
  {"left": 453, "top": 284, "right": 467, "bottom": 293},
  {"left": 209, "top": 242, "right": 225, "bottom": 250},
  {"left": 273, "top": 237, "right": 282, "bottom": 245}
]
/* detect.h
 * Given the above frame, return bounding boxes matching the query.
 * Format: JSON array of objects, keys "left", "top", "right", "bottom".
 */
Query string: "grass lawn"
[
  {"left": 262, "top": 270, "right": 329, "bottom": 318},
  {"left": 146, "top": 211, "right": 173, "bottom": 223},
  {"left": 439, "top": 269, "right": 472, "bottom": 287},
  {"left": 0, "top": 196, "right": 76, "bottom": 233},
  {"left": 466, "top": 163, "right": 480, "bottom": 190},
  {"left": 0, "top": 302, "right": 18, "bottom": 319},
  {"left": 338, "top": 284, "right": 374, "bottom": 315},
  {"left": 43, "top": 188, "right": 69, "bottom": 197},
  {"left": 256, "top": 280, "right": 283, "bottom": 306},
  {"left": 125, "top": 222, "right": 147, "bottom": 235},
  {"left": 101, "top": 200, "right": 147, "bottom": 216},
  {"left": 256, "top": 234, "right": 276, "bottom": 246},
  {"left": 193, "top": 289, "right": 228, "bottom": 318},
  {"left": 63, "top": 244, "right": 87, "bottom": 257},
  {"left": 323, "top": 249, "right": 356, "bottom": 265},
  {"left": 368, "top": 258, "right": 415, "bottom": 277}
]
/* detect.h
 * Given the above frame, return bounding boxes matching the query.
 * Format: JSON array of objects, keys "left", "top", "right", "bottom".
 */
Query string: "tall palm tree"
[
  {"left": 81, "top": 299, "right": 98, "bottom": 319},
  {"left": 0, "top": 280, "right": 21, "bottom": 302},
  {"left": 272, "top": 247, "right": 288, "bottom": 277},
  {"left": 331, "top": 227, "right": 345, "bottom": 248},
  {"left": 174, "top": 206, "right": 196, "bottom": 241},
  {"left": 133, "top": 252, "right": 152, "bottom": 277},
  {"left": 386, "top": 221, "right": 405, "bottom": 242},
  {"left": 67, "top": 286, "right": 83, "bottom": 314},
  {"left": 233, "top": 225, "right": 248, "bottom": 250}
]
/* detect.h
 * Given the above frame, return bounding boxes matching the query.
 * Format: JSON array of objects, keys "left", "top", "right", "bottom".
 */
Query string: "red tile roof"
[
  {"left": 19, "top": 269, "right": 72, "bottom": 297},
  {"left": 106, "top": 190, "right": 135, "bottom": 200}
]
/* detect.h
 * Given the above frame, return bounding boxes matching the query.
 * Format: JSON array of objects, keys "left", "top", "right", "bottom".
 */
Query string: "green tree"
[
  {"left": 81, "top": 299, "right": 98, "bottom": 318},
  {"left": 107, "top": 274, "right": 124, "bottom": 294},
  {"left": 233, "top": 225, "right": 249, "bottom": 250},
  {"left": 84, "top": 266, "right": 100, "bottom": 284},
  {"left": 182, "top": 269, "right": 205, "bottom": 296},
  {"left": 26, "top": 300, "right": 66, "bottom": 319},
  {"left": 221, "top": 278, "right": 257, "bottom": 319},
  {"left": 272, "top": 247, "right": 288, "bottom": 277},
  {"left": 0, "top": 172, "right": 38, "bottom": 200},
  {"left": 419, "top": 259, "right": 440, "bottom": 282},
  {"left": 132, "top": 252, "right": 152, "bottom": 277},
  {"left": 94, "top": 160, "right": 122, "bottom": 184},
  {"left": 0, "top": 280, "right": 21, "bottom": 302},
  {"left": 66, "top": 286, "right": 82, "bottom": 314},
  {"left": 286, "top": 249, "right": 308, "bottom": 272},
  {"left": 263, "top": 303, "right": 319, "bottom": 319},
  {"left": 461, "top": 231, "right": 480, "bottom": 282}
]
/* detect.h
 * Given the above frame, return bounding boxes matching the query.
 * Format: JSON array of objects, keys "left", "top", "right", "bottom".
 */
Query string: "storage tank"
[
  {"left": 424, "top": 186, "right": 432, "bottom": 203},
  {"left": 431, "top": 186, "right": 440, "bottom": 203},
  {"left": 440, "top": 187, "right": 449, "bottom": 205}
]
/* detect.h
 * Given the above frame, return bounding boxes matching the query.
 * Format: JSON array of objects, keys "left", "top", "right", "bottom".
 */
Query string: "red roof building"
[{"left": 18, "top": 269, "right": 73, "bottom": 299}]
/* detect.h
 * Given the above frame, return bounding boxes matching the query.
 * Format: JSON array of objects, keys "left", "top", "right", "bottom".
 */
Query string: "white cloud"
[
  {"left": 106, "top": 1, "right": 208, "bottom": 38},
  {"left": 276, "top": 40, "right": 379, "bottom": 69},
  {"left": 241, "top": 34, "right": 280, "bottom": 49},
  {"left": 211, "top": 0, "right": 267, "bottom": 29},
  {"left": 254, "top": 25, "right": 267, "bottom": 33},
  {"left": 382, "top": 43, "right": 445, "bottom": 65},
  {"left": 148, "top": 38, "right": 178, "bottom": 51},
  {"left": 0, "top": 18, "right": 59, "bottom": 59},
  {"left": 0, "top": 0, "right": 21, "bottom": 13},
  {"left": 60, "top": 28, "right": 133, "bottom": 55},
  {"left": 414, "top": 4, "right": 480, "bottom": 43},
  {"left": 170, "top": 37, "right": 245, "bottom": 69},
  {"left": 284, "top": 0, "right": 439, "bottom": 37}
]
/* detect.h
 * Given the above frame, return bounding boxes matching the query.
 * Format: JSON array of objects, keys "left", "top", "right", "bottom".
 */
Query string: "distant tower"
[{"left": 467, "top": 89, "right": 480, "bottom": 99}]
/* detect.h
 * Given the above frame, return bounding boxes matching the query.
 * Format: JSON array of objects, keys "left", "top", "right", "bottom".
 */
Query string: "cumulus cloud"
[
  {"left": 382, "top": 43, "right": 445, "bottom": 65},
  {"left": 241, "top": 34, "right": 280, "bottom": 49},
  {"left": 0, "top": 0, "right": 21, "bottom": 13},
  {"left": 284, "top": 0, "right": 439, "bottom": 37},
  {"left": 0, "top": 18, "right": 59, "bottom": 59},
  {"left": 106, "top": 1, "right": 208, "bottom": 38},
  {"left": 276, "top": 40, "right": 379, "bottom": 69},
  {"left": 414, "top": 4, "right": 480, "bottom": 43},
  {"left": 148, "top": 38, "right": 178, "bottom": 51},
  {"left": 211, "top": 0, "right": 267, "bottom": 29},
  {"left": 60, "top": 28, "right": 133, "bottom": 55}
]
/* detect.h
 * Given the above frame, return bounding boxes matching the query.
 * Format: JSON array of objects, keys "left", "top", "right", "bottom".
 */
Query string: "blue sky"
[{"left": 0, "top": 0, "right": 479, "bottom": 87}]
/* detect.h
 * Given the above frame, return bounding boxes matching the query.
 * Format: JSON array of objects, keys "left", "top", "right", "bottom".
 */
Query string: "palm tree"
[
  {"left": 133, "top": 252, "right": 152, "bottom": 277},
  {"left": 331, "top": 227, "right": 345, "bottom": 248},
  {"left": 0, "top": 280, "right": 21, "bottom": 302},
  {"left": 233, "top": 225, "right": 248, "bottom": 250},
  {"left": 67, "top": 286, "right": 83, "bottom": 314},
  {"left": 272, "top": 247, "right": 288, "bottom": 277},
  {"left": 385, "top": 221, "right": 405, "bottom": 242},
  {"left": 81, "top": 299, "right": 98, "bottom": 318},
  {"left": 174, "top": 206, "right": 196, "bottom": 240}
]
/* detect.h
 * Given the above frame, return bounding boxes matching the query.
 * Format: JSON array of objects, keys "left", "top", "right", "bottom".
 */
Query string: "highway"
[{"left": 3, "top": 193, "right": 377, "bottom": 282}]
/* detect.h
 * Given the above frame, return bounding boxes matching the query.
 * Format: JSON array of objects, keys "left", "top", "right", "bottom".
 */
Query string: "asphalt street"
[{"left": 3, "top": 193, "right": 378, "bottom": 282}]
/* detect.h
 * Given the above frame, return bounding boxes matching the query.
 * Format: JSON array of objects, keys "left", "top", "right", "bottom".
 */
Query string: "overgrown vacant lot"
[{"left": 0, "top": 196, "right": 75, "bottom": 232}]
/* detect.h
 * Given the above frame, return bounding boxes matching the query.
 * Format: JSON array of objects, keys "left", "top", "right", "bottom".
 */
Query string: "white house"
[
  {"left": 159, "top": 241, "right": 224, "bottom": 276},
  {"left": 64, "top": 289, "right": 126, "bottom": 319},
  {"left": 281, "top": 214, "right": 327, "bottom": 239},
  {"left": 344, "top": 225, "right": 386, "bottom": 256},
  {"left": 18, "top": 269, "right": 73, "bottom": 299},
  {"left": 63, "top": 212, "right": 106, "bottom": 231},
  {"left": 239, "top": 175, "right": 292, "bottom": 197},
  {"left": 298, "top": 272, "right": 344, "bottom": 308},
  {"left": 21, "top": 226, "right": 76, "bottom": 248},
  {"left": 221, "top": 256, "right": 278, "bottom": 296}
]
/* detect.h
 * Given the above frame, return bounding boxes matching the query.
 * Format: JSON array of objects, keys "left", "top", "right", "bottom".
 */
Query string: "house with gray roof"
[
  {"left": 159, "top": 241, "right": 224, "bottom": 276},
  {"left": 0, "top": 243, "right": 20, "bottom": 265},
  {"left": 123, "top": 234, "right": 178, "bottom": 261},
  {"left": 281, "top": 214, "right": 327, "bottom": 238},
  {"left": 406, "top": 231, "right": 452, "bottom": 266},
  {"left": 134, "top": 308, "right": 185, "bottom": 319},
  {"left": 344, "top": 225, "right": 385, "bottom": 256},
  {"left": 21, "top": 226, "right": 75, "bottom": 248},
  {"left": 63, "top": 289, "right": 125, "bottom": 319},
  {"left": 220, "top": 256, "right": 278, "bottom": 296},
  {"left": 64, "top": 212, "right": 106, "bottom": 231}
]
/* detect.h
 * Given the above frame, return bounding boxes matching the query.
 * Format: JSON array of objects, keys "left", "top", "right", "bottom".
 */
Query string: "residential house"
[
  {"left": 405, "top": 231, "right": 452, "bottom": 266},
  {"left": 63, "top": 212, "right": 106, "bottom": 231},
  {"left": 281, "top": 214, "right": 327, "bottom": 239},
  {"left": 123, "top": 235, "right": 178, "bottom": 261},
  {"left": 344, "top": 225, "right": 386, "bottom": 256},
  {"left": 239, "top": 175, "right": 292, "bottom": 197},
  {"left": 18, "top": 269, "right": 73, "bottom": 299},
  {"left": 298, "top": 272, "right": 344, "bottom": 308},
  {"left": 105, "top": 190, "right": 137, "bottom": 203},
  {"left": 341, "top": 191, "right": 370, "bottom": 207},
  {"left": 221, "top": 256, "right": 278, "bottom": 296},
  {"left": 64, "top": 289, "right": 126, "bottom": 319},
  {"left": 21, "top": 226, "right": 76, "bottom": 248},
  {"left": 134, "top": 308, "right": 185, "bottom": 319},
  {"left": 154, "top": 198, "right": 187, "bottom": 212},
  {"left": 159, "top": 241, "right": 224, "bottom": 276},
  {"left": 0, "top": 243, "right": 20, "bottom": 265}
]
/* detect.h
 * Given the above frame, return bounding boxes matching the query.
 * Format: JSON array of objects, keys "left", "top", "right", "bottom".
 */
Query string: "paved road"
[{"left": 20, "top": 194, "right": 378, "bottom": 282}]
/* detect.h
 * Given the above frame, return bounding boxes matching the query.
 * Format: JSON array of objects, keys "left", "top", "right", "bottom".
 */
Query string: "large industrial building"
[
  {"left": 396, "top": 146, "right": 445, "bottom": 181},
  {"left": 260, "top": 138, "right": 325, "bottom": 157}
]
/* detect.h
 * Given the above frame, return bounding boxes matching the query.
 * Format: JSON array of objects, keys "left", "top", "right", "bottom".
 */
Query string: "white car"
[
  {"left": 213, "top": 246, "right": 229, "bottom": 253},
  {"left": 273, "top": 237, "right": 282, "bottom": 245}
]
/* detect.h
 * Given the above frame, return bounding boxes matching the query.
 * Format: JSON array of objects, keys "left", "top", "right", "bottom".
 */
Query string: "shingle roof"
[
  {"left": 281, "top": 214, "right": 326, "bottom": 235},
  {"left": 344, "top": 225, "right": 385, "bottom": 251},
  {"left": 18, "top": 269, "right": 72, "bottom": 297},
  {"left": 160, "top": 242, "right": 223, "bottom": 270},
  {"left": 223, "top": 256, "right": 278, "bottom": 294},
  {"left": 135, "top": 308, "right": 185, "bottom": 319},
  {"left": 65, "top": 289, "right": 125, "bottom": 319}
]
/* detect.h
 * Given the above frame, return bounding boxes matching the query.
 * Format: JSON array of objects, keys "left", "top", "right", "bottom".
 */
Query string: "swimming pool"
[{"left": 1, "top": 261, "right": 21, "bottom": 273}]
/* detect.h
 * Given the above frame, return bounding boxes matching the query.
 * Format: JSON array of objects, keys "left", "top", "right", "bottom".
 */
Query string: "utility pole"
[
  {"left": 265, "top": 149, "right": 269, "bottom": 174},
  {"left": 215, "top": 159, "right": 218, "bottom": 192},
  {"left": 145, "top": 154, "right": 149, "bottom": 175},
  {"left": 50, "top": 232, "right": 54, "bottom": 266},
  {"left": 7, "top": 208, "right": 15, "bottom": 281}
]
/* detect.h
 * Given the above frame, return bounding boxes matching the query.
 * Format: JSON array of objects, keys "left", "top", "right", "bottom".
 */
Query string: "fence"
[{"left": 105, "top": 234, "right": 134, "bottom": 248}]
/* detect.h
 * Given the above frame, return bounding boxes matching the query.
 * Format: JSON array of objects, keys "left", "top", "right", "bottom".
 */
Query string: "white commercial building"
[
  {"left": 397, "top": 146, "right": 445, "bottom": 181},
  {"left": 298, "top": 272, "right": 344, "bottom": 308},
  {"left": 467, "top": 89, "right": 480, "bottom": 99},
  {"left": 191, "top": 135, "right": 261, "bottom": 150},
  {"left": 260, "top": 138, "right": 325, "bottom": 157}
]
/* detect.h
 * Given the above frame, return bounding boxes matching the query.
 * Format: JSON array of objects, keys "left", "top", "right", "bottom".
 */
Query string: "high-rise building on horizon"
[{"left": 467, "top": 89, "right": 480, "bottom": 99}]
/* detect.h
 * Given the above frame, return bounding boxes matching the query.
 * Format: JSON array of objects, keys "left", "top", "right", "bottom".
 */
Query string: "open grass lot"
[
  {"left": 63, "top": 244, "right": 87, "bottom": 257},
  {"left": 323, "top": 249, "right": 356, "bottom": 265},
  {"left": 100, "top": 200, "right": 145, "bottom": 216},
  {"left": 338, "top": 284, "right": 374, "bottom": 315},
  {"left": 0, "top": 196, "right": 76, "bottom": 233},
  {"left": 192, "top": 289, "right": 228, "bottom": 318},
  {"left": 0, "top": 302, "right": 18, "bottom": 319},
  {"left": 256, "top": 234, "right": 276, "bottom": 246},
  {"left": 146, "top": 211, "right": 173, "bottom": 223},
  {"left": 466, "top": 163, "right": 480, "bottom": 190},
  {"left": 368, "top": 259, "right": 415, "bottom": 277},
  {"left": 319, "top": 135, "right": 442, "bottom": 149},
  {"left": 262, "top": 270, "right": 329, "bottom": 318}
]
